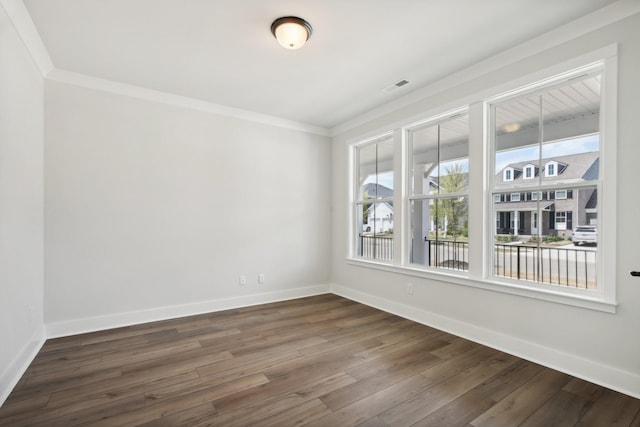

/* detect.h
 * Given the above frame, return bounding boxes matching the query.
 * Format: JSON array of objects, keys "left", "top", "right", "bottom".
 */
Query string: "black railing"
[
  {"left": 359, "top": 234, "right": 393, "bottom": 261},
  {"left": 358, "top": 235, "right": 596, "bottom": 288},
  {"left": 494, "top": 243, "right": 596, "bottom": 289},
  {"left": 424, "top": 239, "right": 469, "bottom": 271}
]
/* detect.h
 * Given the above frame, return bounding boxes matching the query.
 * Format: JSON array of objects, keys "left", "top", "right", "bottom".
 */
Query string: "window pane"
[
  {"left": 495, "top": 94, "right": 540, "bottom": 189},
  {"left": 493, "top": 186, "right": 597, "bottom": 289},
  {"left": 410, "top": 115, "right": 469, "bottom": 196},
  {"left": 357, "top": 202, "right": 394, "bottom": 261},
  {"left": 358, "top": 136, "right": 394, "bottom": 200},
  {"left": 410, "top": 197, "right": 468, "bottom": 271},
  {"left": 492, "top": 73, "right": 601, "bottom": 291},
  {"left": 410, "top": 124, "right": 439, "bottom": 196},
  {"left": 541, "top": 76, "right": 600, "bottom": 184},
  {"left": 355, "top": 135, "right": 395, "bottom": 262}
]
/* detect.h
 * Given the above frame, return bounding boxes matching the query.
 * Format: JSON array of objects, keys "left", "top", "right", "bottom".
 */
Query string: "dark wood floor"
[{"left": 1, "top": 294, "right": 638, "bottom": 426}]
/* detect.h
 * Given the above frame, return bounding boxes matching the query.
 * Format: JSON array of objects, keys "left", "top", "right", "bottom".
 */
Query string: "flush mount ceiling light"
[
  {"left": 271, "top": 16, "right": 312, "bottom": 50},
  {"left": 502, "top": 123, "right": 522, "bottom": 133}
]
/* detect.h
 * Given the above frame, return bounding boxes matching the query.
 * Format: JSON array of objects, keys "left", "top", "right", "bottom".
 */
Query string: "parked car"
[{"left": 572, "top": 225, "right": 597, "bottom": 246}]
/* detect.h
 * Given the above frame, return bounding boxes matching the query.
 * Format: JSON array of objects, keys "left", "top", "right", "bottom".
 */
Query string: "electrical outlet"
[
  {"left": 258, "top": 274, "right": 265, "bottom": 284},
  {"left": 239, "top": 275, "right": 247, "bottom": 286},
  {"left": 407, "top": 282, "right": 414, "bottom": 295}
]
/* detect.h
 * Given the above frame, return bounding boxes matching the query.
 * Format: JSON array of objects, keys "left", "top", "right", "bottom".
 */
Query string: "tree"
[{"left": 432, "top": 163, "right": 468, "bottom": 239}]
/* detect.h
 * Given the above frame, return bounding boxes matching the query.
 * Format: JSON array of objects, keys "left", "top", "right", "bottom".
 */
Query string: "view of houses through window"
[
  {"left": 492, "top": 74, "right": 600, "bottom": 288},
  {"left": 353, "top": 66, "right": 604, "bottom": 296},
  {"left": 408, "top": 113, "right": 469, "bottom": 271},
  {"left": 355, "top": 135, "right": 394, "bottom": 261}
]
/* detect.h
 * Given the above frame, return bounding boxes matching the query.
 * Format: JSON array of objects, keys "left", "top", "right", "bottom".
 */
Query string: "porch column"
[
  {"left": 411, "top": 164, "right": 428, "bottom": 264},
  {"left": 513, "top": 210, "right": 519, "bottom": 237}
]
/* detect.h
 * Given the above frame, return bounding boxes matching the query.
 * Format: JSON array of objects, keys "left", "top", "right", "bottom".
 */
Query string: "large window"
[
  {"left": 349, "top": 56, "right": 614, "bottom": 311},
  {"left": 353, "top": 134, "right": 394, "bottom": 262},
  {"left": 408, "top": 113, "right": 469, "bottom": 271},
  {"left": 491, "top": 72, "right": 600, "bottom": 290}
]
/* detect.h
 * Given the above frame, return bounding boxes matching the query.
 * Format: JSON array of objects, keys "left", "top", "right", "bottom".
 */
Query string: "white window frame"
[
  {"left": 524, "top": 164, "right": 535, "bottom": 180},
  {"left": 545, "top": 161, "right": 558, "bottom": 177},
  {"left": 510, "top": 193, "right": 521, "bottom": 202},
  {"left": 406, "top": 109, "right": 470, "bottom": 273},
  {"left": 351, "top": 133, "right": 396, "bottom": 264},
  {"left": 347, "top": 46, "right": 617, "bottom": 313},
  {"left": 555, "top": 190, "right": 567, "bottom": 200},
  {"left": 487, "top": 60, "right": 615, "bottom": 309},
  {"left": 503, "top": 167, "right": 514, "bottom": 181}
]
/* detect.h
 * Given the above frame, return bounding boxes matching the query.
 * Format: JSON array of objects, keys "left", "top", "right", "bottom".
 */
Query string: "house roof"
[
  {"left": 496, "top": 151, "right": 599, "bottom": 185},
  {"left": 361, "top": 183, "right": 393, "bottom": 200},
  {"left": 364, "top": 202, "right": 393, "bottom": 214}
]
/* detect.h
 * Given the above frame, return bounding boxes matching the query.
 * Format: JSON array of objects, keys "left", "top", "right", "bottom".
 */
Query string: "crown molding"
[
  {"left": 1, "top": 0, "right": 329, "bottom": 137},
  {"left": 0, "top": 0, "right": 53, "bottom": 76},
  {"left": 46, "top": 69, "right": 331, "bottom": 136}
]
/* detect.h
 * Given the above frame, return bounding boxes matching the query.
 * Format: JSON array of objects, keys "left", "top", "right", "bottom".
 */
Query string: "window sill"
[{"left": 345, "top": 258, "right": 617, "bottom": 313}]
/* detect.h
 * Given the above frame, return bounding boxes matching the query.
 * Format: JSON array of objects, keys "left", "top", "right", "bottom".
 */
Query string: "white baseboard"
[
  {"left": 331, "top": 284, "right": 640, "bottom": 400},
  {"left": 0, "top": 325, "right": 45, "bottom": 408},
  {"left": 8, "top": 283, "right": 636, "bottom": 410},
  {"left": 46, "top": 284, "right": 331, "bottom": 339}
]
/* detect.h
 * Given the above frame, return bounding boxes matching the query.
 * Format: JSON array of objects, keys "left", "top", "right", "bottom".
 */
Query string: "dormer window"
[
  {"left": 524, "top": 164, "right": 536, "bottom": 180},
  {"left": 503, "top": 167, "right": 514, "bottom": 182},
  {"left": 545, "top": 161, "right": 558, "bottom": 177}
]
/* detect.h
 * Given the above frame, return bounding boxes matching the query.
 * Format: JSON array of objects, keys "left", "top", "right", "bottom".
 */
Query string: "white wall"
[
  {"left": 44, "top": 81, "right": 331, "bottom": 335},
  {"left": 331, "top": 12, "right": 640, "bottom": 397},
  {"left": 0, "top": 5, "right": 45, "bottom": 405}
]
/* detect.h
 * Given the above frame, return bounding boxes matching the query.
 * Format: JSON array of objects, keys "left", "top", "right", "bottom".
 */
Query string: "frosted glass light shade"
[{"left": 271, "top": 17, "right": 312, "bottom": 50}]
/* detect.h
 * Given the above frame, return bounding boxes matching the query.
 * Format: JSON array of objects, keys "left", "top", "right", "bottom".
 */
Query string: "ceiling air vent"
[{"left": 383, "top": 79, "right": 410, "bottom": 93}]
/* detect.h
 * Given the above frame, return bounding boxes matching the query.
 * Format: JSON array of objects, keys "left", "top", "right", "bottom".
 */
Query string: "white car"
[{"left": 573, "top": 225, "right": 597, "bottom": 246}]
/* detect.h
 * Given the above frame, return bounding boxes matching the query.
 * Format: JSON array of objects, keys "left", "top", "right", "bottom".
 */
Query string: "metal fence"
[
  {"left": 359, "top": 234, "right": 393, "bottom": 261},
  {"left": 494, "top": 243, "right": 596, "bottom": 289},
  {"left": 424, "top": 239, "right": 469, "bottom": 271},
  {"left": 358, "top": 235, "right": 597, "bottom": 288}
]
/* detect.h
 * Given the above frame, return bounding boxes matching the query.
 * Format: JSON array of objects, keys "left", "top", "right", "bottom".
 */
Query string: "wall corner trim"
[{"left": 0, "top": 326, "right": 46, "bottom": 408}]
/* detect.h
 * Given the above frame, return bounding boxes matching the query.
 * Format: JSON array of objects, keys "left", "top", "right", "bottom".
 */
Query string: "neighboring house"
[
  {"left": 364, "top": 202, "right": 394, "bottom": 233},
  {"left": 494, "top": 152, "right": 598, "bottom": 237},
  {"left": 360, "top": 183, "right": 394, "bottom": 233}
]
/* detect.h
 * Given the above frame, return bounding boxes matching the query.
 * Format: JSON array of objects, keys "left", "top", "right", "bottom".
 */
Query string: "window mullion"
[
  {"left": 391, "top": 128, "right": 403, "bottom": 266},
  {"left": 468, "top": 102, "right": 485, "bottom": 280}
]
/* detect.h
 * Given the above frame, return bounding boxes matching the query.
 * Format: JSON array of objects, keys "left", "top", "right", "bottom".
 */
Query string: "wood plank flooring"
[{"left": 1, "top": 294, "right": 638, "bottom": 426}]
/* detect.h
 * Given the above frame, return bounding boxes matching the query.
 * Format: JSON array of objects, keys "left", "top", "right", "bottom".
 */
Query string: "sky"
[{"left": 495, "top": 133, "right": 599, "bottom": 172}]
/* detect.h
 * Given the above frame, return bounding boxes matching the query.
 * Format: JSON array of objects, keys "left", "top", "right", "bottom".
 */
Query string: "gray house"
[{"left": 494, "top": 152, "right": 598, "bottom": 237}]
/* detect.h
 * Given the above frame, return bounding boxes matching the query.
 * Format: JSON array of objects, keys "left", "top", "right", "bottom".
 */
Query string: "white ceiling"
[{"left": 23, "top": 0, "right": 619, "bottom": 130}]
